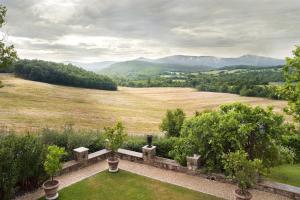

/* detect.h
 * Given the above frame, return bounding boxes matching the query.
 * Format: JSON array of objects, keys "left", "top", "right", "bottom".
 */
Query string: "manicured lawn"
[
  {"left": 266, "top": 164, "right": 300, "bottom": 187},
  {"left": 41, "top": 170, "right": 222, "bottom": 200}
]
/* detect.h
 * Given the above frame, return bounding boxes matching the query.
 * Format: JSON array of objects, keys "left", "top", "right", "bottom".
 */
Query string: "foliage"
[
  {"left": 282, "top": 133, "right": 300, "bottom": 163},
  {"left": 13, "top": 59, "right": 117, "bottom": 90},
  {"left": 0, "top": 5, "right": 18, "bottom": 88},
  {"left": 44, "top": 145, "right": 67, "bottom": 182},
  {"left": 283, "top": 46, "right": 300, "bottom": 123},
  {"left": 0, "top": 133, "right": 46, "bottom": 200},
  {"left": 222, "top": 150, "right": 262, "bottom": 194},
  {"left": 40, "top": 126, "right": 104, "bottom": 161},
  {"left": 104, "top": 122, "right": 127, "bottom": 153},
  {"left": 160, "top": 108, "right": 186, "bottom": 137},
  {"left": 171, "top": 103, "right": 292, "bottom": 171},
  {"left": 0, "top": 5, "right": 18, "bottom": 69},
  {"left": 114, "top": 66, "right": 284, "bottom": 100}
]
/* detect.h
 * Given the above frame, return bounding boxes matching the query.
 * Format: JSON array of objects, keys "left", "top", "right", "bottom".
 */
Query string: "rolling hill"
[{"left": 97, "top": 55, "right": 285, "bottom": 76}]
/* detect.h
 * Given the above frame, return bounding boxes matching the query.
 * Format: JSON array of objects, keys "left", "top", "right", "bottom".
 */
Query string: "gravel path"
[{"left": 15, "top": 160, "right": 290, "bottom": 200}]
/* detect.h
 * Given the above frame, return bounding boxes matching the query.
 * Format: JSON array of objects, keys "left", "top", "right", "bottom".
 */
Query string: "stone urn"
[
  {"left": 107, "top": 157, "right": 119, "bottom": 172},
  {"left": 42, "top": 180, "right": 60, "bottom": 200},
  {"left": 234, "top": 189, "right": 252, "bottom": 200}
]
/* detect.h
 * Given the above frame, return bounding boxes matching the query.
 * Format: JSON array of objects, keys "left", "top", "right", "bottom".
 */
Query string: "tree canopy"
[
  {"left": 13, "top": 59, "right": 118, "bottom": 90},
  {"left": 284, "top": 46, "right": 300, "bottom": 123},
  {"left": 170, "top": 103, "right": 295, "bottom": 171},
  {"left": 0, "top": 5, "right": 17, "bottom": 69}
]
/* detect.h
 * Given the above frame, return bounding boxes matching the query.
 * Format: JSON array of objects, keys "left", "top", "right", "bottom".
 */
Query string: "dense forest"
[
  {"left": 114, "top": 66, "right": 284, "bottom": 99},
  {"left": 6, "top": 60, "right": 117, "bottom": 91}
]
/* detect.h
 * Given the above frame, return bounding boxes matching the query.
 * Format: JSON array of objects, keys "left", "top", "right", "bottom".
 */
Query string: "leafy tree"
[
  {"left": 170, "top": 103, "right": 293, "bottom": 171},
  {"left": 44, "top": 145, "right": 67, "bottom": 183},
  {"left": 0, "top": 5, "right": 18, "bottom": 87},
  {"left": 160, "top": 108, "right": 186, "bottom": 137},
  {"left": 222, "top": 150, "right": 263, "bottom": 195},
  {"left": 283, "top": 46, "right": 300, "bottom": 123},
  {"left": 104, "top": 122, "right": 127, "bottom": 159}
]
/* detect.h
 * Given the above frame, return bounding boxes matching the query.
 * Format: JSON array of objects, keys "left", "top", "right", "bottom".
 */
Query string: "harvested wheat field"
[{"left": 0, "top": 74, "right": 288, "bottom": 135}]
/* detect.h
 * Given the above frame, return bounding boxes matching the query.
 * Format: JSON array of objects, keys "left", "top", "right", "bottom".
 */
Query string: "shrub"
[
  {"left": 160, "top": 108, "right": 186, "bottom": 137},
  {"left": 0, "top": 133, "right": 46, "bottom": 200},
  {"left": 104, "top": 122, "right": 127, "bottom": 158},
  {"left": 44, "top": 145, "right": 67, "bottom": 182},
  {"left": 171, "top": 103, "right": 291, "bottom": 171},
  {"left": 40, "top": 127, "right": 104, "bottom": 161},
  {"left": 222, "top": 150, "right": 263, "bottom": 195},
  {"left": 282, "top": 133, "right": 300, "bottom": 163},
  {"left": 123, "top": 136, "right": 176, "bottom": 159}
]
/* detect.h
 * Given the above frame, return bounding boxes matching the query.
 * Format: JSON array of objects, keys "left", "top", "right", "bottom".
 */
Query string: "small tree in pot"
[
  {"left": 104, "top": 122, "right": 127, "bottom": 172},
  {"left": 223, "top": 150, "right": 262, "bottom": 200},
  {"left": 43, "top": 145, "right": 67, "bottom": 200}
]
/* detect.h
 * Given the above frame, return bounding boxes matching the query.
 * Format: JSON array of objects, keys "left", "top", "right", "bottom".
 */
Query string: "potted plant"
[
  {"left": 104, "top": 122, "right": 127, "bottom": 172},
  {"left": 223, "top": 150, "right": 262, "bottom": 200},
  {"left": 43, "top": 145, "right": 67, "bottom": 200}
]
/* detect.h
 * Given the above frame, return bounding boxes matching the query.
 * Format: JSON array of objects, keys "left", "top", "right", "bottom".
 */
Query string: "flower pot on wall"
[
  {"left": 234, "top": 189, "right": 252, "bottom": 200},
  {"left": 107, "top": 158, "right": 120, "bottom": 172},
  {"left": 43, "top": 180, "right": 60, "bottom": 200}
]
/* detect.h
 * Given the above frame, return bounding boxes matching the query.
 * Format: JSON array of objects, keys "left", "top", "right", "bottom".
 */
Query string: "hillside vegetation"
[
  {"left": 13, "top": 60, "right": 117, "bottom": 90},
  {"left": 99, "top": 60, "right": 210, "bottom": 76},
  {"left": 115, "top": 65, "right": 284, "bottom": 99},
  {"left": 0, "top": 75, "right": 287, "bottom": 134}
]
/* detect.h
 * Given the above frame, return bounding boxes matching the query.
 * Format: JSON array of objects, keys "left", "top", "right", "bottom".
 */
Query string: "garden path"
[{"left": 15, "top": 160, "right": 289, "bottom": 200}]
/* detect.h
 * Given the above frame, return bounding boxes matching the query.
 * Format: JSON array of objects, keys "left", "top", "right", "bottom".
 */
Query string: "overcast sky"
[{"left": 1, "top": 0, "right": 300, "bottom": 62}]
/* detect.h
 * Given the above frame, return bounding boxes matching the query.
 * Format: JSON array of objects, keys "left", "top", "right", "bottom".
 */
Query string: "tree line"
[
  {"left": 10, "top": 59, "right": 117, "bottom": 91},
  {"left": 114, "top": 67, "right": 284, "bottom": 99}
]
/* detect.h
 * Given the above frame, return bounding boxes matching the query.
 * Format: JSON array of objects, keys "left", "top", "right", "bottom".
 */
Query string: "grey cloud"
[{"left": 2, "top": 0, "right": 300, "bottom": 61}]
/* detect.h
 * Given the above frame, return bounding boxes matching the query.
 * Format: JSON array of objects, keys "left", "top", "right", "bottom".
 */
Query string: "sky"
[{"left": 1, "top": 0, "right": 300, "bottom": 62}]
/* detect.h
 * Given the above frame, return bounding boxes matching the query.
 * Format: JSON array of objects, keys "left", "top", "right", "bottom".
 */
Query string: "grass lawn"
[
  {"left": 0, "top": 75, "right": 287, "bottom": 134},
  {"left": 41, "top": 170, "right": 222, "bottom": 200},
  {"left": 266, "top": 164, "right": 300, "bottom": 187}
]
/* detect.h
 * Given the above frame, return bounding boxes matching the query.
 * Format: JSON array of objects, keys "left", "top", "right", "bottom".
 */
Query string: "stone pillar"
[
  {"left": 73, "top": 147, "right": 89, "bottom": 165},
  {"left": 142, "top": 145, "right": 156, "bottom": 163},
  {"left": 186, "top": 154, "right": 201, "bottom": 171}
]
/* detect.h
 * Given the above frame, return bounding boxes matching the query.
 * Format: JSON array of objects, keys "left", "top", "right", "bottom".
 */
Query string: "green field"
[
  {"left": 0, "top": 74, "right": 287, "bottom": 134},
  {"left": 41, "top": 170, "right": 221, "bottom": 200},
  {"left": 267, "top": 164, "right": 300, "bottom": 187}
]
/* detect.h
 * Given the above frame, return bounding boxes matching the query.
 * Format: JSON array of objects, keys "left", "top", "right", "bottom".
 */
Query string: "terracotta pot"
[
  {"left": 234, "top": 189, "right": 252, "bottom": 200},
  {"left": 107, "top": 158, "right": 119, "bottom": 172},
  {"left": 42, "top": 180, "right": 59, "bottom": 200}
]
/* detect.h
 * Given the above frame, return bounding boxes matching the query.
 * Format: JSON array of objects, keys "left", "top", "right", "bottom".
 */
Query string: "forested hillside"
[
  {"left": 12, "top": 60, "right": 117, "bottom": 90},
  {"left": 115, "top": 66, "right": 284, "bottom": 99}
]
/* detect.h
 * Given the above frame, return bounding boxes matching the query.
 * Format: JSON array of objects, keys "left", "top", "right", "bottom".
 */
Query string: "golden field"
[{"left": 0, "top": 74, "right": 288, "bottom": 135}]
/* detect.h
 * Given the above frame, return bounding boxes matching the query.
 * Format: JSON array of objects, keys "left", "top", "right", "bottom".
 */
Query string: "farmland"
[{"left": 0, "top": 74, "right": 287, "bottom": 134}]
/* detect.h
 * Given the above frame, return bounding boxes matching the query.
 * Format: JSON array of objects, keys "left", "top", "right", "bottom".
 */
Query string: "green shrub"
[
  {"left": 0, "top": 133, "right": 46, "bottom": 200},
  {"left": 123, "top": 136, "right": 176, "bottom": 159},
  {"left": 40, "top": 127, "right": 104, "bottom": 161},
  {"left": 222, "top": 150, "right": 263, "bottom": 194},
  {"left": 104, "top": 122, "right": 127, "bottom": 158},
  {"left": 282, "top": 133, "right": 300, "bottom": 163},
  {"left": 160, "top": 108, "right": 186, "bottom": 137},
  {"left": 171, "top": 103, "right": 291, "bottom": 171},
  {"left": 44, "top": 145, "right": 67, "bottom": 182}
]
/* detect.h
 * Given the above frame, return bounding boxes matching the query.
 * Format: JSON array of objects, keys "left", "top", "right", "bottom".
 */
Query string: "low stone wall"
[
  {"left": 61, "top": 148, "right": 300, "bottom": 200},
  {"left": 257, "top": 181, "right": 300, "bottom": 200}
]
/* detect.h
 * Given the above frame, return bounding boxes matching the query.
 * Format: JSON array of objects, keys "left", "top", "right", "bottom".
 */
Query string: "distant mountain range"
[{"left": 67, "top": 55, "right": 285, "bottom": 76}]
